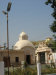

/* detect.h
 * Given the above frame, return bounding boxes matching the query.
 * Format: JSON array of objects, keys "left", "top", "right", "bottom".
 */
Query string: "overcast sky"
[{"left": 0, "top": 0, "right": 53, "bottom": 48}]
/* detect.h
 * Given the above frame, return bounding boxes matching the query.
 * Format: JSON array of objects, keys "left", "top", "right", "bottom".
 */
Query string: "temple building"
[
  {"left": 0, "top": 32, "right": 35, "bottom": 67},
  {"left": 35, "top": 42, "right": 56, "bottom": 64},
  {"left": 13, "top": 32, "right": 35, "bottom": 65}
]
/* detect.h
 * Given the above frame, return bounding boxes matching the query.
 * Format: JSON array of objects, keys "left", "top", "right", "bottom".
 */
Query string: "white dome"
[
  {"left": 20, "top": 32, "right": 27, "bottom": 36},
  {"left": 19, "top": 32, "right": 28, "bottom": 40},
  {"left": 14, "top": 40, "right": 35, "bottom": 50}
]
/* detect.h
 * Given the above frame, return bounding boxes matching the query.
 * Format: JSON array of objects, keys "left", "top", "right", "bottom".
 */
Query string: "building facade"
[
  {"left": 0, "top": 32, "right": 35, "bottom": 67},
  {"left": 35, "top": 42, "right": 56, "bottom": 64}
]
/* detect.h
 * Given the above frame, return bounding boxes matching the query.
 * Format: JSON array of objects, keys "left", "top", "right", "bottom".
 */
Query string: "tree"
[{"left": 45, "top": 0, "right": 56, "bottom": 51}]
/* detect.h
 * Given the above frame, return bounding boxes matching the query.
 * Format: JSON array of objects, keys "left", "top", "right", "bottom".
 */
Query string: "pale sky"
[{"left": 0, "top": 0, "right": 54, "bottom": 48}]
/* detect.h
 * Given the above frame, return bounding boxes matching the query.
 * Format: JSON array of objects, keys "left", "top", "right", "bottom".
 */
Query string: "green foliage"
[
  {"left": 52, "top": 10, "right": 56, "bottom": 19},
  {"left": 5, "top": 67, "right": 37, "bottom": 75},
  {"left": 46, "top": 38, "right": 56, "bottom": 52},
  {"left": 45, "top": 0, "right": 56, "bottom": 8},
  {"left": 50, "top": 21, "right": 56, "bottom": 32},
  {"left": 5, "top": 70, "right": 8, "bottom": 75},
  {"left": 45, "top": 0, "right": 56, "bottom": 33},
  {"left": 5, "top": 65, "right": 56, "bottom": 75},
  {"left": 45, "top": 0, "right": 56, "bottom": 51},
  {"left": 24, "top": 62, "right": 28, "bottom": 68},
  {"left": 51, "top": 34, "right": 56, "bottom": 51},
  {"left": 45, "top": 0, "right": 52, "bottom": 5},
  {"left": 52, "top": 40, "right": 56, "bottom": 51},
  {"left": 41, "top": 64, "right": 56, "bottom": 74},
  {"left": 42, "top": 68, "right": 56, "bottom": 74}
]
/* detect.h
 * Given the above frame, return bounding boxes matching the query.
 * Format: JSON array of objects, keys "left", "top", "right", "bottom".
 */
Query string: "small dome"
[
  {"left": 14, "top": 40, "right": 35, "bottom": 50},
  {"left": 19, "top": 32, "right": 28, "bottom": 40},
  {"left": 20, "top": 32, "right": 27, "bottom": 36}
]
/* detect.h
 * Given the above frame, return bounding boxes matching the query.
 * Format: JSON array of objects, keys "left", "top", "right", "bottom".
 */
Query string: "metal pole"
[
  {"left": 3, "top": 2, "right": 12, "bottom": 75},
  {"left": 7, "top": 12, "right": 9, "bottom": 75},
  {"left": 7, "top": 13, "right": 9, "bottom": 50}
]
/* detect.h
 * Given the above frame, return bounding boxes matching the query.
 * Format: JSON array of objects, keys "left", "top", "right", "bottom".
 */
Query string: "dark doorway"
[
  {"left": 3, "top": 57, "right": 10, "bottom": 67},
  {"left": 39, "top": 52, "right": 45, "bottom": 64},
  {"left": 26, "top": 55, "right": 31, "bottom": 64},
  {"left": 15, "top": 57, "right": 19, "bottom": 63}
]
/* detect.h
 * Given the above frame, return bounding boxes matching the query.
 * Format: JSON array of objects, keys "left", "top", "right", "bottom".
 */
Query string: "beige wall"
[
  {"left": 10, "top": 51, "right": 25, "bottom": 64},
  {"left": 0, "top": 47, "right": 35, "bottom": 65},
  {"left": 0, "top": 50, "right": 25, "bottom": 65},
  {"left": 23, "top": 46, "right": 35, "bottom": 64}
]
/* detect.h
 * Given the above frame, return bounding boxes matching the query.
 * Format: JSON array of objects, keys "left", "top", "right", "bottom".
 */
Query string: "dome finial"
[{"left": 19, "top": 32, "right": 28, "bottom": 40}]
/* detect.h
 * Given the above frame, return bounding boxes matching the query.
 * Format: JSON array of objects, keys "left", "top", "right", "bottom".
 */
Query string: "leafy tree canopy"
[
  {"left": 50, "top": 21, "right": 56, "bottom": 32},
  {"left": 45, "top": 0, "right": 56, "bottom": 51},
  {"left": 45, "top": 0, "right": 56, "bottom": 33}
]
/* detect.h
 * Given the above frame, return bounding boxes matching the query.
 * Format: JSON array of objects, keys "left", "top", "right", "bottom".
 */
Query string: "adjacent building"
[{"left": 35, "top": 42, "right": 56, "bottom": 64}]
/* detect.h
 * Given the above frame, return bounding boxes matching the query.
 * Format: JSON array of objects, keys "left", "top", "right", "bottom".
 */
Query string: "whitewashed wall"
[
  {"left": 0, "top": 62, "right": 4, "bottom": 75},
  {"left": 52, "top": 53, "right": 56, "bottom": 63}
]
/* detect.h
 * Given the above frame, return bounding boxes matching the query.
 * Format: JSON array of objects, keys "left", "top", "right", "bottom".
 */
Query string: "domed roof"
[
  {"left": 19, "top": 32, "right": 28, "bottom": 40},
  {"left": 14, "top": 40, "right": 35, "bottom": 50}
]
